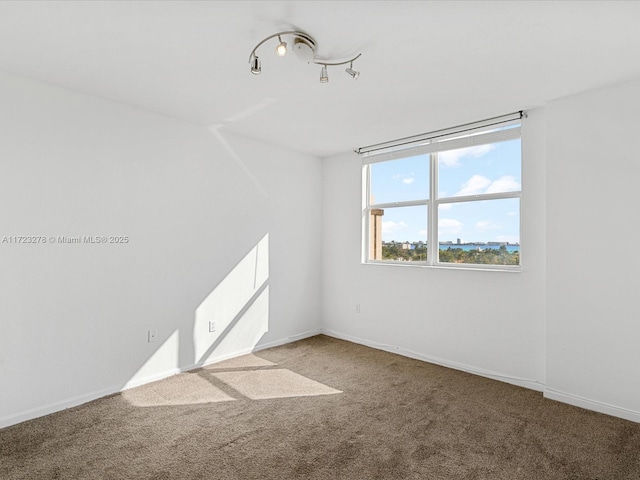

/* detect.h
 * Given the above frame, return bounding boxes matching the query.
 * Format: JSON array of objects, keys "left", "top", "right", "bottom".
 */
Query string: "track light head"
[
  {"left": 251, "top": 55, "right": 261, "bottom": 75},
  {"left": 320, "top": 65, "right": 329, "bottom": 83},
  {"left": 345, "top": 62, "right": 360, "bottom": 80},
  {"left": 275, "top": 36, "right": 287, "bottom": 57}
]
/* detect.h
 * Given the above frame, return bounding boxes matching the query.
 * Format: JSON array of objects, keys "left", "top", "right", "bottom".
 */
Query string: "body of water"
[{"left": 439, "top": 243, "right": 519, "bottom": 252}]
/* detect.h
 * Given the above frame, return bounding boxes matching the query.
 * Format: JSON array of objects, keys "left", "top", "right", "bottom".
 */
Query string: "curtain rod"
[{"left": 356, "top": 111, "right": 525, "bottom": 156}]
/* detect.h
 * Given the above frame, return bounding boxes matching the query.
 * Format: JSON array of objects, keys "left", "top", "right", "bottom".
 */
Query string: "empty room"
[{"left": 1, "top": 1, "right": 640, "bottom": 478}]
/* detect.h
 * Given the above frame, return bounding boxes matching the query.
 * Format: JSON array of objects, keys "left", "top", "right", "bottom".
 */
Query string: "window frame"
[{"left": 362, "top": 119, "right": 522, "bottom": 270}]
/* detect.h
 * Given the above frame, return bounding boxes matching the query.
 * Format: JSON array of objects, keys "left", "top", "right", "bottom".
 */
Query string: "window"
[{"left": 362, "top": 113, "right": 522, "bottom": 269}]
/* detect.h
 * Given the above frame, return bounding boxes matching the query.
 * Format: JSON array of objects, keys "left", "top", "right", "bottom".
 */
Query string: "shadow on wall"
[{"left": 123, "top": 234, "right": 271, "bottom": 392}]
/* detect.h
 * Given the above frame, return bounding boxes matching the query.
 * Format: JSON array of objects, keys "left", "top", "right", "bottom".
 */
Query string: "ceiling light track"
[{"left": 248, "top": 30, "right": 361, "bottom": 83}]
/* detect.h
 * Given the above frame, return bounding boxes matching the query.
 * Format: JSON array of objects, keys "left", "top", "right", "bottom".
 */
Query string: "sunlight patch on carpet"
[
  {"left": 212, "top": 369, "right": 342, "bottom": 400},
  {"left": 205, "top": 354, "right": 276, "bottom": 370},
  {"left": 122, "top": 373, "right": 236, "bottom": 407}
]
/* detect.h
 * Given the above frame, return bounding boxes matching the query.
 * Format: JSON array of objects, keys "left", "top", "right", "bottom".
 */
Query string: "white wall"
[
  {"left": 3, "top": 66, "right": 638, "bottom": 429},
  {"left": 0, "top": 71, "right": 322, "bottom": 428},
  {"left": 545, "top": 79, "right": 640, "bottom": 422},
  {"left": 321, "top": 109, "right": 547, "bottom": 391},
  {"left": 322, "top": 80, "right": 640, "bottom": 425}
]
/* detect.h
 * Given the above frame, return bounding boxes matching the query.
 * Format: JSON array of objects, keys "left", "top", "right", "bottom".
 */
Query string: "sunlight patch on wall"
[
  {"left": 194, "top": 234, "right": 270, "bottom": 366},
  {"left": 126, "top": 330, "right": 180, "bottom": 388}
]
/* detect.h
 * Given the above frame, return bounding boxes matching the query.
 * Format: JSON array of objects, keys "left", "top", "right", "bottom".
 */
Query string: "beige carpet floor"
[{"left": 1, "top": 335, "right": 639, "bottom": 479}]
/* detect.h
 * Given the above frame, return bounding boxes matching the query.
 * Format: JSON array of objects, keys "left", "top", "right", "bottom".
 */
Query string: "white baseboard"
[
  {"left": 5, "top": 328, "right": 638, "bottom": 429},
  {"left": 544, "top": 388, "right": 640, "bottom": 424},
  {"left": 321, "top": 328, "right": 545, "bottom": 392},
  {"left": 121, "top": 343, "right": 267, "bottom": 392},
  {"left": 0, "top": 385, "right": 122, "bottom": 430},
  {"left": 253, "top": 328, "right": 323, "bottom": 353},
  {"left": 322, "top": 329, "right": 640, "bottom": 424},
  {"left": 0, "top": 327, "right": 323, "bottom": 430}
]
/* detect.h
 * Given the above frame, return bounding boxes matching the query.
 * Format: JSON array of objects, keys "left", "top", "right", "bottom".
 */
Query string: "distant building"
[{"left": 369, "top": 208, "right": 384, "bottom": 260}]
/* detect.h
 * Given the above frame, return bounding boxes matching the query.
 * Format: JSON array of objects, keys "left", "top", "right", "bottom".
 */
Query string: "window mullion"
[
  {"left": 428, "top": 152, "right": 438, "bottom": 265},
  {"left": 437, "top": 190, "right": 521, "bottom": 205},
  {"left": 370, "top": 199, "right": 429, "bottom": 209},
  {"left": 363, "top": 164, "right": 371, "bottom": 263}
]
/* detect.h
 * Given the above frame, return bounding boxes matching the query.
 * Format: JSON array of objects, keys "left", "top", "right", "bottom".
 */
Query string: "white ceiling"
[{"left": 0, "top": 1, "right": 639, "bottom": 158}]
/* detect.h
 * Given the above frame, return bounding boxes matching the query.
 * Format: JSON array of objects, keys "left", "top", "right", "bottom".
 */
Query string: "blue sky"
[{"left": 370, "top": 138, "right": 521, "bottom": 244}]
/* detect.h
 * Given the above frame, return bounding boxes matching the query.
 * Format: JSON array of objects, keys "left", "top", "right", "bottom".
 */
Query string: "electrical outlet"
[
  {"left": 356, "top": 304, "right": 360, "bottom": 313},
  {"left": 148, "top": 329, "right": 157, "bottom": 343},
  {"left": 209, "top": 321, "right": 216, "bottom": 333}
]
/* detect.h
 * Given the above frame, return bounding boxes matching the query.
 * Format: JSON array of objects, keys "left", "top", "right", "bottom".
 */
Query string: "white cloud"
[
  {"left": 418, "top": 229, "right": 428, "bottom": 236},
  {"left": 382, "top": 221, "right": 407, "bottom": 234},
  {"left": 393, "top": 173, "right": 416, "bottom": 184},
  {"left": 485, "top": 175, "right": 521, "bottom": 194},
  {"left": 506, "top": 211, "right": 518, "bottom": 217},
  {"left": 382, "top": 220, "right": 409, "bottom": 241},
  {"left": 456, "top": 175, "right": 492, "bottom": 196},
  {"left": 439, "top": 144, "right": 495, "bottom": 167},
  {"left": 439, "top": 203, "right": 453, "bottom": 211},
  {"left": 438, "top": 218, "right": 463, "bottom": 235},
  {"left": 455, "top": 174, "right": 521, "bottom": 197},
  {"left": 475, "top": 220, "right": 500, "bottom": 231}
]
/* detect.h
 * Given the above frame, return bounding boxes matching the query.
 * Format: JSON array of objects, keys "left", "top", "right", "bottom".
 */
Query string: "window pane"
[
  {"left": 438, "top": 199, "right": 519, "bottom": 266},
  {"left": 370, "top": 155, "right": 429, "bottom": 205},
  {"left": 369, "top": 205, "right": 427, "bottom": 262},
  {"left": 438, "top": 138, "right": 521, "bottom": 199}
]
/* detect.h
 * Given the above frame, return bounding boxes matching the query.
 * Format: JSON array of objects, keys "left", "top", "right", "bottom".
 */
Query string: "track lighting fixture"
[
  {"left": 320, "top": 65, "right": 329, "bottom": 83},
  {"left": 345, "top": 61, "right": 360, "bottom": 80},
  {"left": 314, "top": 55, "right": 361, "bottom": 83},
  {"left": 250, "top": 55, "right": 261, "bottom": 75},
  {"left": 248, "top": 30, "right": 362, "bottom": 83},
  {"left": 275, "top": 36, "right": 287, "bottom": 57}
]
